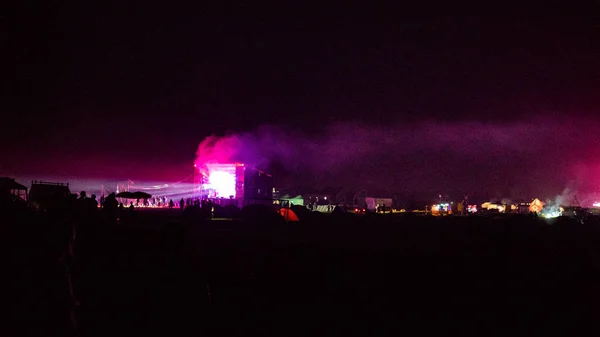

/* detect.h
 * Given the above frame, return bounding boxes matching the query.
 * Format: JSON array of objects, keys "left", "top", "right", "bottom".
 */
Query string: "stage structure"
[{"left": 194, "top": 163, "right": 273, "bottom": 206}]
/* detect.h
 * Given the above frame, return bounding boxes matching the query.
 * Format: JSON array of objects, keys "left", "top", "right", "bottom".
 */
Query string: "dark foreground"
[{"left": 2, "top": 207, "right": 600, "bottom": 336}]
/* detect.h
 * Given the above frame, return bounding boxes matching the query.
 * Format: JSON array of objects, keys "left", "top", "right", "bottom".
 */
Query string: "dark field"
[{"left": 2, "top": 207, "right": 600, "bottom": 336}]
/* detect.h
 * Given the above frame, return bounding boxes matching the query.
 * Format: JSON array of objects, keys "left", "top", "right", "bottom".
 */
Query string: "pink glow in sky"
[
  {"left": 192, "top": 117, "right": 600, "bottom": 202},
  {"left": 6, "top": 117, "right": 600, "bottom": 204}
]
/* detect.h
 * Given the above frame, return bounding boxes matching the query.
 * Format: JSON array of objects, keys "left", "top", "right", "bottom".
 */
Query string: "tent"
[
  {"left": 280, "top": 194, "right": 304, "bottom": 207},
  {"left": 116, "top": 191, "right": 152, "bottom": 199},
  {"left": 332, "top": 205, "right": 347, "bottom": 214},
  {"left": 279, "top": 208, "right": 299, "bottom": 221}
]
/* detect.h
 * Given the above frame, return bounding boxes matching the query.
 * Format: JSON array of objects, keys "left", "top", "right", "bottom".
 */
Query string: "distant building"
[
  {"left": 561, "top": 206, "right": 582, "bottom": 218},
  {"left": 0, "top": 177, "right": 28, "bottom": 202},
  {"left": 272, "top": 188, "right": 281, "bottom": 200},
  {"left": 243, "top": 167, "right": 274, "bottom": 205},
  {"left": 29, "top": 180, "right": 71, "bottom": 210},
  {"left": 516, "top": 202, "right": 532, "bottom": 214},
  {"left": 365, "top": 197, "right": 393, "bottom": 212}
]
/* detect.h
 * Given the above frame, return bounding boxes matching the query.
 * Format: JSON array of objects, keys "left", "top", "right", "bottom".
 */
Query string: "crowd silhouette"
[{"left": 1, "top": 191, "right": 599, "bottom": 336}]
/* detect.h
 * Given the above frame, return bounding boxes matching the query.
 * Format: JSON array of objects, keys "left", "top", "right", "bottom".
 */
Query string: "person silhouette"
[
  {"left": 180, "top": 198, "right": 185, "bottom": 209},
  {"left": 90, "top": 194, "right": 98, "bottom": 209},
  {"left": 103, "top": 192, "right": 118, "bottom": 222}
]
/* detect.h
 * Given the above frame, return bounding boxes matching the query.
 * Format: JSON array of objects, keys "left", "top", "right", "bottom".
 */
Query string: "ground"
[{"left": 1, "top": 208, "right": 599, "bottom": 336}]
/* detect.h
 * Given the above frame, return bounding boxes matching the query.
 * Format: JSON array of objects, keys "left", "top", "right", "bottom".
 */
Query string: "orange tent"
[{"left": 279, "top": 208, "right": 300, "bottom": 221}]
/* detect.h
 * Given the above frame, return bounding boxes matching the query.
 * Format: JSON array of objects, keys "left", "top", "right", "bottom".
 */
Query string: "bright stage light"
[{"left": 208, "top": 170, "right": 236, "bottom": 198}]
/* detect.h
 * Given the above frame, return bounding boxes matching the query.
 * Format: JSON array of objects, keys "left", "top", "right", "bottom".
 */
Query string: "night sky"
[{"left": 3, "top": 1, "right": 600, "bottom": 203}]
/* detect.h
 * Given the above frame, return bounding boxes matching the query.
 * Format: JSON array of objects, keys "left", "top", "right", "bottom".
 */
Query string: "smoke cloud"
[
  {"left": 195, "top": 118, "right": 600, "bottom": 204},
  {"left": 6, "top": 117, "right": 600, "bottom": 206}
]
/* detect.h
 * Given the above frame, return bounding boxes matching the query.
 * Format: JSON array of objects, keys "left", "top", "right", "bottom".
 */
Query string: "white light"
[
  {"left": 208, "top": 171, "right": 236, "bottom": 198},
  {"left": 543, "top": 211, "right": 562, "bottom": 219}
]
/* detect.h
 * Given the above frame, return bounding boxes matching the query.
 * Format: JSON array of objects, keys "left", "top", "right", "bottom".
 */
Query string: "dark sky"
[{"left": 3, "top": 1, "right": 600, "bottom": 202}]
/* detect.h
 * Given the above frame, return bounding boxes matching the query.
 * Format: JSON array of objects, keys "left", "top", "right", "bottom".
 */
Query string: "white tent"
[{"left": 281, "top": 194, "right": 304, "bottom": 206}]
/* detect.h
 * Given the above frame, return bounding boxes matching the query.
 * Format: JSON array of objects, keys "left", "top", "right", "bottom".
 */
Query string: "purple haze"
[
  {"left": 4, "top": 118, "right": 600, "bottom": 205},
  {"left": 195, "top": 118, "right": 600, "bottom": 204}
]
